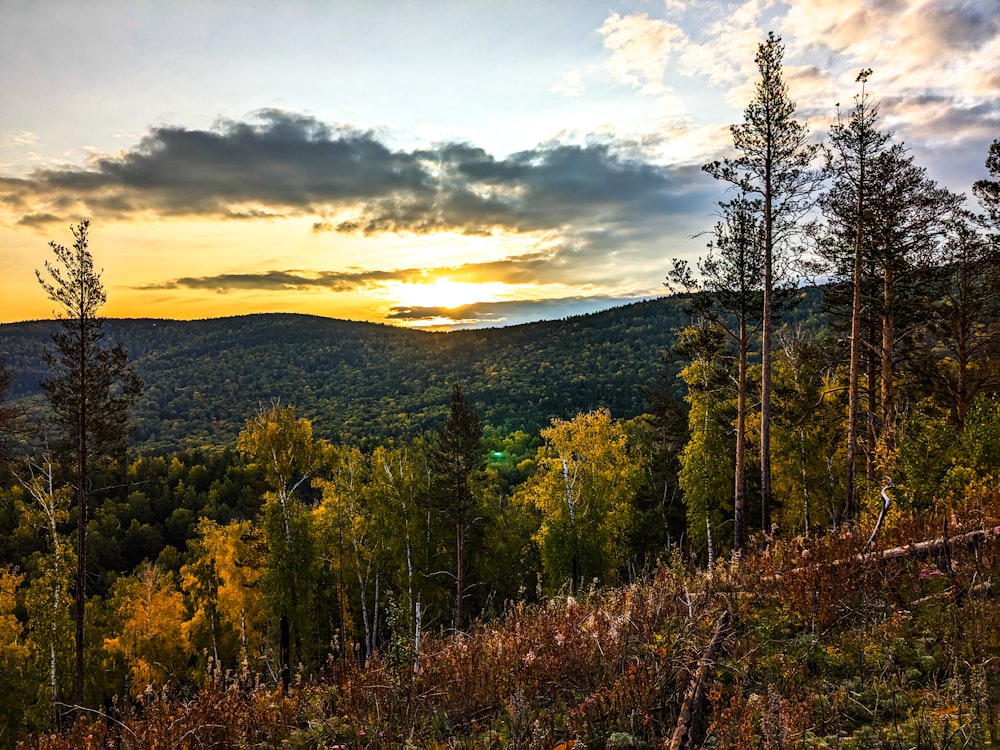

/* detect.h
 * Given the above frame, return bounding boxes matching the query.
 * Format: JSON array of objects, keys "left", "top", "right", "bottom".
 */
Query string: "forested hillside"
[
  {"left": 0, "top": 289, "right": 822, "bottom": 454},
  {"left": 1, "top": 28, "right": 998, "bottom": 749}
]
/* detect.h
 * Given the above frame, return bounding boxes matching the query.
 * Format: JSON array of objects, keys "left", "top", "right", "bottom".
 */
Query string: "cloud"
[
  {"left": 386, "top": 295, "right": 653, "bottom": 328},
  {"left": 0, "top": 109, "right": 713, "bottom": 256},
  {"left": 599, "top": 13, "right": 684, "bottom": 95},
  {"left": 552, "top": 68, "right": 586, "bottom": 97},
  {"left": 0, "top": 110, "right": 719, "bottom": 289},
  {"left": 137, "top": 268, "right": 425, "bottom": 293}
]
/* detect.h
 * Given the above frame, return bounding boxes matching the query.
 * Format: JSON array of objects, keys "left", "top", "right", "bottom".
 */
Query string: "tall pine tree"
[
  {"left": 36, "top": 220, "right": 142, "bottom": 706},
  {"left": 704, "top": 32, "right": 820, "bottom": 532}
]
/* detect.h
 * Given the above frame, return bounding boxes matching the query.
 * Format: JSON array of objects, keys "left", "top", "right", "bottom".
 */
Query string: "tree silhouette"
[{"left": 35, "top": 220, "right": 142, "bottom": 706}]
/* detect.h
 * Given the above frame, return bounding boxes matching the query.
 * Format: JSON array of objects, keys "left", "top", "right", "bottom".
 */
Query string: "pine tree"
[
  {"left": 35, "top": 221, "right": 142, "bottom": 706},
  {"left": 427, "top": 384, "right": 484, "bottom": 632},
  {"left": 973, "top": 139, "right": 1000, "bottom": 230},
  {"left": 667, "top": 193, "right": 764, "bottom": 552},
  {"left": 819, "top": 69, "right": 889, "bottom": 519},
  {"left": 703, "top": 32, "right": 820, "bottom": 533}
]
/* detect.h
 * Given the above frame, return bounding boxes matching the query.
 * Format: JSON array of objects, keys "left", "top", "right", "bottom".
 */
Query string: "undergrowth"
[{"left": 22, "top": 485, "right": 1000, "bottom": 749}]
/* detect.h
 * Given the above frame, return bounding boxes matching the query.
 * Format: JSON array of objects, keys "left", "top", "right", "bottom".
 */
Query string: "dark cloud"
[
  {"left": 15, "top": 212, "right": 61, "bottom": 226},
  {"left": 138, "top": 251, "right": 568, "bottom": 294},
  {"left": 0, "top": 109, "right": 714, "bottom": 250},
  {"left": 137, "top": 268, "right": 424, "bottom": 293}
]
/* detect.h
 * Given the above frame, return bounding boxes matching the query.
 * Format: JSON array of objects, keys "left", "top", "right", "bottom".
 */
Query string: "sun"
[{"left": 392, "top": 278, "right": 502, "bottom": 310}]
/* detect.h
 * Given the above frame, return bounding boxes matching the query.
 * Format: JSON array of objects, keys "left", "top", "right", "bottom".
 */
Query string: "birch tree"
[
  {"left": 236, "top": 402, "right": 320, "bottom": 688},
  {"left": 516, "top": 409, "right": 638, "bottom": 591}
]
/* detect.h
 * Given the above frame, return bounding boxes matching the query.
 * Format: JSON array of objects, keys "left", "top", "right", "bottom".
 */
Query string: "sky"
[{"left": 1, "top": 0, "right": 997, "bottom": 329}]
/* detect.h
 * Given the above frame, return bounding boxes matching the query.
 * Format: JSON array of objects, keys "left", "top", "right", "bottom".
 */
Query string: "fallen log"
[
  {"left": 668, "top": 608, "right": 731, "bottom": 750},
  {"left": 765, "top": 525, "right": 1000, "bottom": 584}
]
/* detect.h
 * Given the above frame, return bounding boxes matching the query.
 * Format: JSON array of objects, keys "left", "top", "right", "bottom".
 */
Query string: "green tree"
[
  {"left": 427, "top": 384, "right": 485, "bottom": 631},
  {"left": 0, "top": 361, "right": 16, "bottom": 475},
  {"left": 668, "top": 192, "right": 764, "bottom": 552},
  {"left": 865, "top": 145, "right": 960, "bottom": 461},
  {"left": 973, "top": 139, "right": 1000, "bottom": 230},
  {"left": 370, "top": 444, "right": 432, "bottom": 669},
  {"left": 770, "top": 329, "right": 846, "bottom": 534},
  {"left": 515, "top": 409, "right": 638, "bottom": 592},
  {"left": 704, "top": 32, "right": 820, "bottom": 534},
  {"left": 35, "top": 220, "right": 143, "bottom": 705},
  {"left": 315, "top": 446, "right": 384, "bottom": 663},
  {"left": 918, "top": 214, "right": 1000, "bottom": 429},
  {"left": 236, "top": 402, "right": 321, "bottom": 687},
  {"left": 676, "top": 326, "right": 736, "bottom": 561},
  {"left": 17, "top": 456, "right": 75, "bottom": 726}
]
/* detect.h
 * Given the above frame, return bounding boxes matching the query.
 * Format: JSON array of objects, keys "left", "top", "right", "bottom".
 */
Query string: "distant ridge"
[{"left": 0, "top": 291, "right": 826, "bottom": 453}]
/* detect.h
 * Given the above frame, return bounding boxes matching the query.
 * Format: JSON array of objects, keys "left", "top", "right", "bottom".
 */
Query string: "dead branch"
[{"left": 668, "top": 608, "right": 731, "bottom": 750}]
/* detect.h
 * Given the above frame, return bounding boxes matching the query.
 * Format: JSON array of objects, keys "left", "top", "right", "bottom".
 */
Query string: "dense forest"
[
  {"left": 0, "top": 34, "right": 999, "bottom": 749},
  {"left": 0, "top": 294, "right": 754, "bottom": 452}
]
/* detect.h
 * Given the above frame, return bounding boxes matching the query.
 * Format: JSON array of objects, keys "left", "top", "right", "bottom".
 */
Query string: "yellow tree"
[
  {"left": 0, "top": 566, "right": 29, "bottom": 735},
  {"left": 370, "top": 444, "right": 432, "bottom": 669},
  {"left": 104, "top": 563, "right": 189, "bottom": 697},
  {"left": 516, "top": 409, "right": 639, "bottom": 592},
  {"left": 181, "top": 518, "right": 265, "bottom": 675},
  {"left": 314, "top": 446, "right": 383, "bottom": 663}
]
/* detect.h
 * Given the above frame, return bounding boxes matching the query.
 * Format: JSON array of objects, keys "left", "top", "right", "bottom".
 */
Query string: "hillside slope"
[{"left": 0, "top": 289, "right": 825, "bottom": 453}]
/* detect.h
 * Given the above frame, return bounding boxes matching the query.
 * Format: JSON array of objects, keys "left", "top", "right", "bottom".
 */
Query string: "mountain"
[{"left": 0, "top": 290, "right": 826, "bottom": 454}]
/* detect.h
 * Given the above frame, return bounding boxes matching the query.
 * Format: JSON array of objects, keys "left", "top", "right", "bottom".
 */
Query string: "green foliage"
[
  {"left": 897, "top": 394, "right": 1000, "bottom": 507},
  {"left": 0, "top": 297, "right": 696, "bottom": 455},
  {"left": 677, "top": 349, "right": 734, "bottom": 558},
  {"left": 515, "top": 409, "right": 640, "bottom": 592}
]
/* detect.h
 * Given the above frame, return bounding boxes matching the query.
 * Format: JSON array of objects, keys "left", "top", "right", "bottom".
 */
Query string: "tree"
[
  {"left": 0, "top": 361, "right": 16, "bottom": 475},
  {"left": 668, "top": 192, "right": 764, "bottom": 552},
  {"left": 426, "top": 384, "right": 484, "bottom": 632},
  {"left": 819, "top": 69, "right": 889, "bottom": 519},
  {"left": 770, "top": 329, "right": 846, "bottom": 534},
  {"left": 103, "top": 563, "right": 189, "bottom": 698},
  {"left": 917, "top": 214, "right": 1000, "bottom": 429},
  {"left": 674, "top": 325, "right": 736, "bottom": 562},
  {"left": 973, "top": 139, "right": 1000, "bottom": 230},
  {"left": 35, "top": 220, "right": 143, "bottom": 705},
  {"left": 703, "top": 32, "right": 820, "bottom": 533},
  {"left": 865, "top": 144, "right": 960, "bottom": 460},
  {"left": 236, "top": 402, "right": 322, "bottom": 689},
  {"left": 515, "top": 409, "right": 638, "bottom": 591},
  {"left": 181, "top": 518, "right": 265, "bottom": 674},
  {"left": 314, "top": 446, "right": 384, "bottom": 664},
  {"left": 18, "top": 455, "right": 75, "bottom": 725},
  {"left": 370, "top": 444, "right": 431, "bottom": 670}
]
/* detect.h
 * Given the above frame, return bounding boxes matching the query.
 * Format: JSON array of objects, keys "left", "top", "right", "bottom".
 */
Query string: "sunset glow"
[{"left": 1, "top": 1, "right": 996, "bottom": 328}]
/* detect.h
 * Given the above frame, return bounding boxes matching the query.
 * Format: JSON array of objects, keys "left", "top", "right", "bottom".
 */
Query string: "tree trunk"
[
  {"left": 733, "top": 329, "right": 748, "bottom": 553},
  {"left": 75, "top": 315, "right": 88, "bottom": 707},
  {"left": 845, "top": 158, "right": 865, "bottom": 521},
  {"left": 760, "top": 168, "right": 774, "bottom": 533},
  {"left": 881, "top": 266, "right": 896, "bottom": 458},
  {"left": 454, "top": 520, "right": 464, "bottom": 632}
]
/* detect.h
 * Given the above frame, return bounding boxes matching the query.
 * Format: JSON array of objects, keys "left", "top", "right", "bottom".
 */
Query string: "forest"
[{"left": 0, "top": 35, "right": 999, "bottom": 749}]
